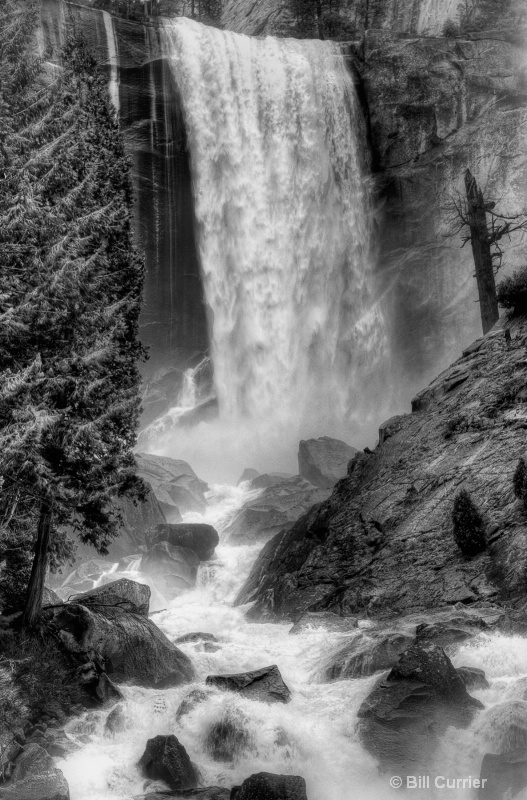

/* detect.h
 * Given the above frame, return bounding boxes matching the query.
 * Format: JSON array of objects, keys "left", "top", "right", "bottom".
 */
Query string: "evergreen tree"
[
  {"left": 0, "top": 6, "right": 146, "bottom": 625},
  {"left": 513, "top": 458, "right": 527, "bottom": 508},
  {"left": 452, "top": 490, "right": 486, "bottom": 557}
]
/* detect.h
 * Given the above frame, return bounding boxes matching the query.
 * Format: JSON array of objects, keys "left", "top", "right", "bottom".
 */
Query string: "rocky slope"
[{"left": 237, "top": 316, "right": 527, "bottom": 620}]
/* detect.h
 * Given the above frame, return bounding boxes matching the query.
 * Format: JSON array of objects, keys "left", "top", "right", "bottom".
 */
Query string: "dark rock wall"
[{"left": 39, "top": 1, "right": 209, "bottom": 386}]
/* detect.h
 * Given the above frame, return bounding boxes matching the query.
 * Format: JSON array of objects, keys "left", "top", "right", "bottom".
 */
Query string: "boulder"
[
  {"left": 205, "top": 708, "right": 251, "bottom": 762},
  {"left": 224, "top": 475, "right": 330, "bottom": 545},
  {"left": 138, "top": 735, "right": 198, "bottom": 791},
  {"left": 150, "top": 523, "right": 219, "bottom": 561},
  {"left": 93, "top": 672, "right": 124, "bottom": 705},
  {"left": 456, "top": 666, "right": 490, "bottom": 691},
  {"left": 237, "top": 468, "right": 260, "bottom": 485},
  {"left": 1, "top": 744, "right": 70, "bottom": 800},
  {"left": 73, "top": 578, "right": 151, "bottom": 616},
  {"left": 358, "top": 643, "right": 483, "bottom": 774},
  {"left": 136, "top": 453, "right": 208, "bottom": 516},
  {"left": 175, "top": 633, "right": 218, "bottom": 644},
  {"left": 206, "top": 665, "right": 291, "bottom": 704},
  {"left": 115, "top": 484, "right": 167, "bottom": 551},
  {"left": 176, "top": 688, "right": 211, "bottom": 722},
  {"left": 289, "top": 611, "right": 358, "bottom": 635},
  {"left": 230, "top": 772, "right": 308, "bottom": 800},
  {"left": 104, "top": 704, "right": 126, "bottom": 736},
  {"left": 298, "top": 436, "right": 357, "bottom": 489},
  {"left": 480, "top": 753, "right": 527, "bottom": 800},
  {"left": 326, "top": 631, "right": 414, "bottom": 680},
  {"left": 142, "top": 542, "right": 200, "bottom": 597},
  {"left": 51, "top": 603, "right": 194, "bottom": 688}
]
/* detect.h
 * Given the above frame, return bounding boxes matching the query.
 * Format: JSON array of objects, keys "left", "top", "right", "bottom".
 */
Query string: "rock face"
[
  {"left": 223, "top": 475, "right": 331, "bottom": 545},
  {"left": 73, "top": 578, "right": 151, "bottom": 616},
  {"left": 114, "top": 485, "right": 167, "bottom": 552},
  {"left": 298, "top": 437, "right": 358, "bottom": 489},
  {"left": 150, "top": 523, "right": 219, "bottom": 560},
  {"left": 136, "top": 453, "right": 208, "bottom": 517},
  {"left": 358, "top": 643, "right": 482, "bottom": 774},
  {"left": 138, "top": 735, "right": 198, "bottom": 791},
  {"left": 206, "top": 665, "right": 291, "bottom": 704},
  {"left": 230, "top": 773, "right": 308, "bottom": 800},
  {"left": 0, "top": 743, "right": 70, "bottom": 800},
  {"left": 51, "top": 601, "right": 194, "bottom": 688},
  {"left": 237, "top": 320, "right": 527, "bottom": 620}
]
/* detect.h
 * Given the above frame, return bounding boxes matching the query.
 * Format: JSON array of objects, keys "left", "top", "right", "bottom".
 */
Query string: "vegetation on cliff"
[{"left": 0, "top": 1, "right": 146, "bottom": 624}]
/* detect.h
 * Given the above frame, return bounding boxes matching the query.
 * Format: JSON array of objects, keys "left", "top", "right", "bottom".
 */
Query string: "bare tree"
[{"left": 450, "top": 169, "right": 527, "bottom": 334}]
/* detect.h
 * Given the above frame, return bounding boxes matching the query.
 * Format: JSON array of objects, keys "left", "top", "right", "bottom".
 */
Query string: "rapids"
[{"left": 57, "top": 488, "right": 527, "bottom": 800}]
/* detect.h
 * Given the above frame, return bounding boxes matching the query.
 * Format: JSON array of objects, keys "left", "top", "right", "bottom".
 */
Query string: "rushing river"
[{"left": 55, "top": 486, "right": 527, "bottom": 800}]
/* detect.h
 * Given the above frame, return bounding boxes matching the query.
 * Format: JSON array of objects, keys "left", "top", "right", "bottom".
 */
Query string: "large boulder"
[
  {"left": 206, "top": 665, "right": 291, "bottom": 704},
  {"left": 150, "top": 523, "right": 219, "bottom": 561},
  {"left": 230, "top": 772, "right": 308, "bottom": 800},
  {"left": 73, "top": 578, "right": 151, "bottom": 616},
  {"left": 358, "top": 643, "right": 482, "bottom": 775},
  {"left": 138, "top": 735, "right": 198, "bottom": 791},
  {"left": 223, "top": 475, "right": 330, "bottom": 545},
  {"left": 136, "top": 453, "right": 208, "bottom": 517},
  {"left": 205, "top": 708, "right": 251, "bottom": 762},
  {"left": 1, "top": 744, "right": 70, "bottom": 800},
  {"left": 115, "top": 484, "right": 167, "bottom": 551},
  {"left": 298, "top": 437, "right": 357, "bottom": 489},
  {"left": 51, "top": 602, "right": 194, "bottom": 688},
  {"left": 142, "top": 542, "right": 200, "bottom": 597}
]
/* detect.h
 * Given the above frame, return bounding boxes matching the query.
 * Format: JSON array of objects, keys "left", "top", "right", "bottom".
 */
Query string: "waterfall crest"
[{"left": 154, "top": 19, "right": 387, "bottom": 479}]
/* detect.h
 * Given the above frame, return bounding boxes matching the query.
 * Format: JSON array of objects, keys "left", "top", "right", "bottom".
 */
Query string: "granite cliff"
[{"left": 237, "top": 316, "right": 527, "bottom": 620}]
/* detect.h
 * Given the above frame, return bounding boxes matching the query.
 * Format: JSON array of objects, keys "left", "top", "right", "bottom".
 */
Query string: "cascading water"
[
  {"left": 143, "top": 19, "right": 388, "bottom": 482},
  {"left": 56, "top": 487, "right": 527, "bottom": 800}
]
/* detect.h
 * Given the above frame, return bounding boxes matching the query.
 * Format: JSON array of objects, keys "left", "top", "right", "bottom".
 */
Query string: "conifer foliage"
[
  {"left": 452, "top": 490, "right": 486, "bottom": 557},
  {"left": 0, "top": 2, "right": 146, "bottom": 624}
]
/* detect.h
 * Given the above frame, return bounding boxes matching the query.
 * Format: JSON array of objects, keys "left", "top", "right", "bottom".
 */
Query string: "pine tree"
[
  {"left": 0, "top": 6, "right": 146, "bottom": 625},
  {"left": 452, "top": 490, "right": 486, "bottom": 557}
]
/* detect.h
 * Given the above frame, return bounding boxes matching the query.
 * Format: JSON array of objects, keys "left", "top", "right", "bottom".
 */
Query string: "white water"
[
  {"left": 143, "top": 20, "right": 388, "bottom": 482},
  {"left": 57, "top": 489, "right": 527, "bottom": 800}
]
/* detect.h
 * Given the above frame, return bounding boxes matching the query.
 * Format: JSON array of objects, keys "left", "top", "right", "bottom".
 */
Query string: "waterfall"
[
  {"left": 150, "top": 19, "right": 387, "bottom": 480},
  {"left": 102, "top": 11, "right": 120, "bottom": 112}
]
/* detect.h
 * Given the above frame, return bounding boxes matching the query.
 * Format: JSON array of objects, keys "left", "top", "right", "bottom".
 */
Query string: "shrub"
[
  {"left": 443, "top": 18, "right": 460, "bottom": 37},
  {"left": 452, "top": 490, "right": 486, "bottom": 557},
  {"left": 497, "top": 267, "right": 527, "bottom": 316},
  {"left": 513, "top": 458, "right": 527, "bottom": 507}
]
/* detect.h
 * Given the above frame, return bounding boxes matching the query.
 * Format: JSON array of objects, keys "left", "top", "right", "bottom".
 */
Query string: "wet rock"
[
  {"left": 224, "top": 475, "right": 330, "bottom": 545},
  {"left": 480, "top": 753, "right": 527, "bottom": 800},
  {"left": 175, "top": 688, "right": 211, "bottom": 722},
  {"left": 205, "top": 709, "right": 251, "bottom": 762},
  {"left": 52, "top": 603, "right": 194, "bottom": 688},
  {"left": 74, "top": 578, "right": 151, "bottom": 616},
  {"left": 456, "top": 666, "right": 490, "bottom": 691},
  {"left": 206, "top": 665, "right": 291, "bottom": 704},
  {"left": 115, "top": 483, "right": 167, "bottom": 552},
  {"left": 298, "top": 436, "right": 357, "bottom": 489},
  {"left": 104, "top": 704, "right": 126, "bottom": 736},
  {"left": 230, "top": 772, "right": 308, "bottom": 800},
  {"left": 358, "top": 643, "right": 483, "bottom": 774},
  {"left": 136, "top": 453, "right": 208, "bottom": 516},
  {"left": 94, "top": 673, "right": 124, "bottom": 705},
  {"left": 1, "top": 743, "right": 70, "bottom": 800},
  {"left": 175, "top": 633, "right": 218, "bottom": 644},
  {"left": 289, "top": 611, "right": 358, "bottom": 634},
  {"left": 326, "top": 631, "right": 414, "bottom": 680},
  {"left": 138, "top": 735, "right": 198, "bottom": 791},
  {"left": 150, "top": 523, "right": 219, "bottom": 561},
  {"left": 142, "top": 542, "right": 200, "bottom": 597}
]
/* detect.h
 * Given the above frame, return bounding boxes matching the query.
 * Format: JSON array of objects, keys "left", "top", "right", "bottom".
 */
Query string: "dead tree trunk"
[
  {"left": 23, "top": 499, "right": 53, "bottom": 627},
  {"left": 464, "top": 169, "right": 500, "bottom": 335}
]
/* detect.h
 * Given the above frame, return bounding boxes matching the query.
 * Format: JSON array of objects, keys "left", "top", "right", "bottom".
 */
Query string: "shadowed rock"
[
  {"left": 142, "top": 542, "right": 200, "bottom": 597},
  {"left": 206, "top": 665, "right": 291, "bottom": 704},
  {"left": 205, "top": 709, "right": 251, "bottom": 762},
  {"left": 230, "top": 772, "right": 308, "bottom": 799},
  {"left": 456, "top": 666, "right": 489, "bottom": 691},
  {"left": 138, "top": 735, "right": 198, "bottom": 791},
  {"left": 358, "top": 643, "right": 483, "bottom": 775},
  {"left": 150, "top": 523, "right": 219, "bottom": 561},
  {"left": 1, "top": 743, "right": 70, "bottom": 800},
  {"left": 326, "top": 631, "right": 414, "bottom": 680},
  {"left": 104, "top": 704, "right": 126, "bottom": 736}
]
